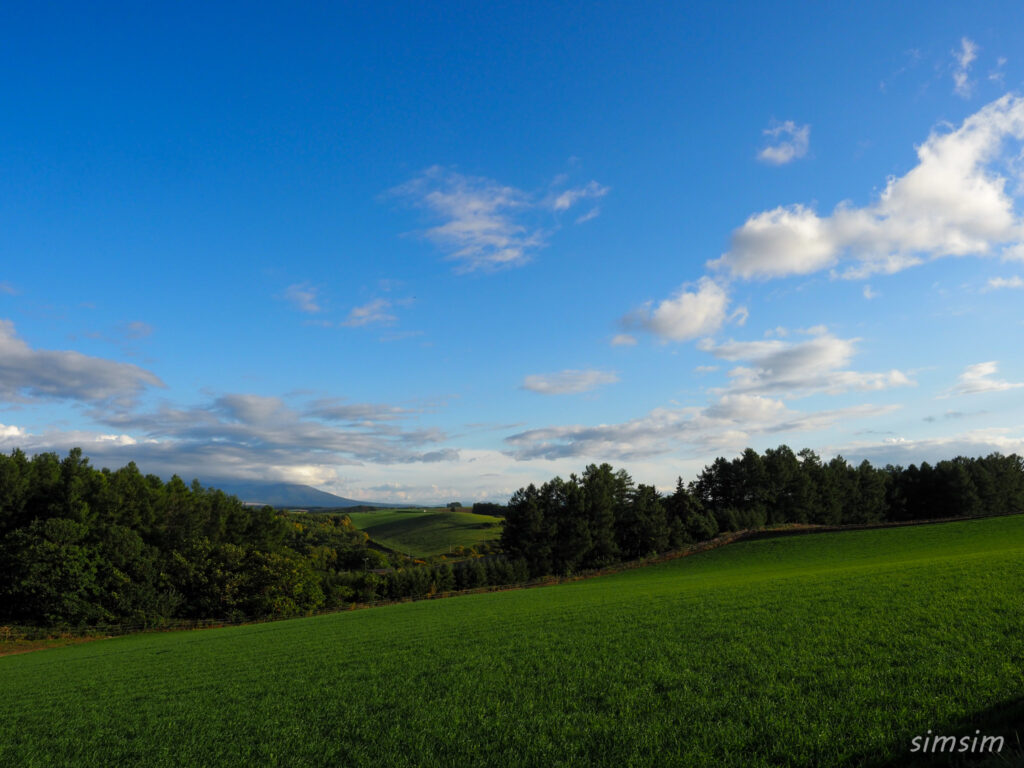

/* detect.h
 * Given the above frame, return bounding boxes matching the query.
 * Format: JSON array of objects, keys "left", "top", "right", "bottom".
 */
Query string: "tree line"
[
  {"left": 0, "top": 448, "right": 389, "bottom": 626},
  {"left": 500, "top": 448, "right": 1024, "bottom": 577},
  {"left": 2, "top": 446, "right": 1022, "bottom": 627}
]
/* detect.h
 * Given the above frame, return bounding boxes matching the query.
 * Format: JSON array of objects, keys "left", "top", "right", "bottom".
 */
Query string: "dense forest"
[
  {"left": 2, "top": 446, "right": 1022, "bottom": 628},
  {"left": 499, "top": 448, "right": 1024, "bottom": 576},
  {"left": 0, "top": 449, "right": 383, "bottom": 626}
]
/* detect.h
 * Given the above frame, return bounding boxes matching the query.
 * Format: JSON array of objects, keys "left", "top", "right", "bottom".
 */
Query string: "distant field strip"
[
  {"left": 2, "top": 516, "right": 1023, "bottom": 767},
  {"left": 346, "top": 508, "right": 502, "bottom": 556}
]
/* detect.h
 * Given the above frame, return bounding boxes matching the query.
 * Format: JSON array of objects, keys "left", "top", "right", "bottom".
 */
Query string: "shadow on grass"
[{"left": 849, "top": 696, "right": 1024, "bottom": 767}]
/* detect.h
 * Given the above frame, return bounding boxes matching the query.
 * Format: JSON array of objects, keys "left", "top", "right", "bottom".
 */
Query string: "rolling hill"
[
  {"left": 2, "top": 515, "right": 1022, "bottom": 767},
  {"left": 345, "top": 507, "right": 504, "bottom": 556}
]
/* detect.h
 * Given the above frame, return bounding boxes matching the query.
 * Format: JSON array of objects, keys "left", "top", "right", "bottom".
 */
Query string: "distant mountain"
[{"left": 202, "top": 479, "right": 401, "bottom": 509}]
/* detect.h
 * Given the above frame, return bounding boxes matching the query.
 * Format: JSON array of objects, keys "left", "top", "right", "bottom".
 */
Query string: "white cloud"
[
  {"left": 710, "top": 94, "right": 1024, "bottom": 281},
  {"left": 610, "top": 334, "right": 637, "bottom": 347},
  {"left": 389, "top": 166, "right": 607, "bottom": 272},
  {"left": 283, "top": 283, "right": 322, "bottom": 314},
  {"left": 342, "top": 298, "right": 397, "bottom": 328},
  {"left": 953, "top": 37, "right": 978, "bottom": 98},
  {"left": 947, "top": 361, "right": 1024, "bottom": 396},
  {"left": 702, "top": 328, "right": 915, "bottom": 398},
  {"left": 989, "top": 56, "right": 1007, "bottom": 85},
  {"left": 551, "top": 180, "right": 609, "bottom": 211},
  {"left": 0, "top": 319, "right": 164, "bottom": 404},
  {"left": 986, "top": 275, "right": 1024, "bottom": 289},
  {"left": 834, "top": 428, "right": 1024, "bottom": 468},
  {"left": 0, "top": 423, "right": 26, "bottom": 440},
  {"left": 863, "top": 285, "right": 879, "bottom": 299},
  {"left": 36, "top": 392, "right": 460, "bottom": 480},
  {"left": 1004, "top": 244, "right": 1024, "bottom": 262},
  {"left": 505, "top": 396, "right": 899, "bottom": 461},
  {"left": 758, "top": 121, "right": 810, "bottom": 165},
  {"left": 0, "top": 392, "right": 487, "bottom": 503},
  {"left": 522, "top": 369, "right": 619, "bottom": 395},
  {"left": 625, "top": 277, "right": 731, "bottom": 341},
  {"left": 306, "top": 398, "right": 431, "bottom": 424},
  {"left": 709, "top": 204, "right": 837, "bottom": 279}
]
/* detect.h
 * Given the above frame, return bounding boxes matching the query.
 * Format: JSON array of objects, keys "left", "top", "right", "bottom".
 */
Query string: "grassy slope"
[
  {"left": 2, "top": 516, "right": 1023, "bottom": 767},
  {"left": 345, "top": 508, "right": 503, "bottom": 556}
]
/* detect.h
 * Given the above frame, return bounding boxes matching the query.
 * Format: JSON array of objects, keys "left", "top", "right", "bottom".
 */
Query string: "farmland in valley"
[{"left": 345, "top": 507, "right": 503, "bottom": 557}]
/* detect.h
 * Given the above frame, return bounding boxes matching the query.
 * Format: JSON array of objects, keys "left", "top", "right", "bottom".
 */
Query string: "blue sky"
[{"left": 3, "top": 2, "right": 1024, "bottom": 503}]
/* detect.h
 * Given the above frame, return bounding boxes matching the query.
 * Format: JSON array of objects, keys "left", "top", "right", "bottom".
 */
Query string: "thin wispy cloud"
[
  {"left": 757, "top": 121, "right": 810, "bottom": 165},
  {"left": 505, "top": 396, "right": 898, "bottom": 461},
  {"left": 986, "top": 275, "right": 1024, "bottom": 290},
  {"left": 952, "top": 37, "right": 978, "bottom": 98},
  {"left": 0, "top": 281, "right": 17, "bottom": 296},
  {"left": 388, "top": 166, "right": 607, "bottom": 272},
  {"left": 946, "top": 361, "right": 1023, "bottom": 396},
  {"left": 342, "top": 298, "right": 398, "bottom": 328},
  {"left": 283, "top": 283, "right": 322, "bottom": 314},
  {"left": 522, "top": 369, "right": 619, "bottom": 395},
  {"left": 610, "top": 334, "right": 637, "bottom": 347},
  {"left": 989, "top": 56, "right": 1007, "bottom": 85},
  {"left": 551, "top": 180, "right": 608, "bottom": 212}
]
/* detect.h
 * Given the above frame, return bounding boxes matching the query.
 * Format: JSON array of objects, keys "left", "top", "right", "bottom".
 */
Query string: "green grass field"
[
  {"left": 345, "top": 507, "right": 503, "bottom": 557},
  {"left": 2, "top": 516, "right": 1023, "bottom": 767}
]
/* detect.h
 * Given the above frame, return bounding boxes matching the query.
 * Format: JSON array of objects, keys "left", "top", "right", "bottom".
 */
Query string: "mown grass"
[
  {"left": 1, "top": 516, "right": 1022, "bottom": 767},
  {"left": 346, "top": 507, "right": 503, "bottom": 556}
]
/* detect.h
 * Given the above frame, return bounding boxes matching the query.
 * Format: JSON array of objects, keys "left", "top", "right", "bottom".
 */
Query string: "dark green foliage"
[
  {"left": 0, "top": 449, "right": 375, "bottom": 627},
  {"left": 6, "top": 445, "right": 1024, "bottom": 626},
  {"left": 500, "top": 446, "right": 1024, "bottom": 578},
  {"left": 470, "top": 501, "right": 507, "bottom": 517}
]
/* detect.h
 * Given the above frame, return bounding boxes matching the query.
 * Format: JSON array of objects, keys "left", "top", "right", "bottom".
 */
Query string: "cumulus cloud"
[
  {"left": 0, "top": 423, "right": 27, "bottom": 439},
  {"left": 283, "top": 283, "right": 322, "bottom": 314},
  {"left": 946, "top": 361, "right": 1024, "bottom": 396},
  {"left": 389, "top": 166, "right": 607, "bottom": 272},
  {"left": 624, "top": 278, "right": 731, "bottom": 341},
  {"left": 758, "top": 121, "right": 811, "bottom": 165},
  {"left": 700, "top": 328, "right": 915, "bottom": 398},
  {"left": 710, "top": 94, "right": 1024, "bottom": 281},
  {"left": 0, "top": 320, "right": 164, "bottom": 404},
  {"left": 342, "top": 298, "right": 397, "bottom": 328},
  {"left": 953, "top": 37, "right": 978, "bottom": 98},
  {"left": 711, "top": 204, "right": 837, "bottom": 279},
  {"left": 522, "top": 369, "right": 620, "bottom": 395}
]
